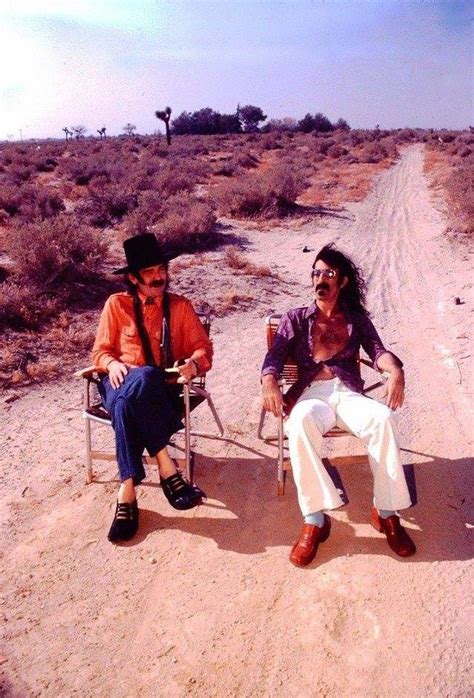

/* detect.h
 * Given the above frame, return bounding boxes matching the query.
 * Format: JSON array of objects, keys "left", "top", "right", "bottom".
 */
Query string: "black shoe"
[
  {"left": 160, "top": 472, "right": 204, "bottom": 510},
  {"left": 108, "top": 500, "right": 139, "bottom": 542}
]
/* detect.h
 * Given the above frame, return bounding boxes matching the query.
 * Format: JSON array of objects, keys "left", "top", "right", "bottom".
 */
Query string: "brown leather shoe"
[
  {"left": 289, "top": 516, "right": 331, "bottom": 567},
  {"left": 370, "top": 507, "right": 416, "bottom": 557}
]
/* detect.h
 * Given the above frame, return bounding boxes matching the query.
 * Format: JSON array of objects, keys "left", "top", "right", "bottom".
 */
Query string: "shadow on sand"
[{"left": 95, "top": 440, "right": 473, "bottom": 565}]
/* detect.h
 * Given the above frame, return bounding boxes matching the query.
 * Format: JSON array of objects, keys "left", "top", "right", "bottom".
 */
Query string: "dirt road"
[{"left": 1, "top": 145, "right": 472, "bottom": 697}]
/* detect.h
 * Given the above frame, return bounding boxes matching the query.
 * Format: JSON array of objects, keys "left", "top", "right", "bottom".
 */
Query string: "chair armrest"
[{"left": 74, "top": 366, "right": 105, "bottom": 379}]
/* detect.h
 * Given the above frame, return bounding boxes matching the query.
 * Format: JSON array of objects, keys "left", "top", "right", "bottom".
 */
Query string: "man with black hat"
[{"left": 92, "top": 233, "right": 213, "bottom": 542}]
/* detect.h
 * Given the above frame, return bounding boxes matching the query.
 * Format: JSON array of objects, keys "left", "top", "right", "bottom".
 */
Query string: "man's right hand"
[
  {"left": 107, "top": 360, "right": 130, "bottom": 389},
  {"left": 262, "top": 375, "right": 284, "bottom": 417}
]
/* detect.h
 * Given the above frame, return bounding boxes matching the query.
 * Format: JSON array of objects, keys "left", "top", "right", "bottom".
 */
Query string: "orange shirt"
[{"left": 92, "top": 292, "right": 213, "bottom": 374}]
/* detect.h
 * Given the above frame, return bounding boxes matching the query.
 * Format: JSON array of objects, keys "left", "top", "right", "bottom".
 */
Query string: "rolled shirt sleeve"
[{"left": 359, "top": 313, "right": 403, "bottom": 370}]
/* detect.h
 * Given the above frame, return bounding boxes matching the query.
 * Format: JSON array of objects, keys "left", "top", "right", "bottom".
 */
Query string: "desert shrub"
[
  {"left": 213, "top": 162, "right": 237, "bottom": 177},
  {"left": 5, "top": 164, "right": 34, "bottom": 185},
  {"left": 149, "top": 160, "right": 210, "bottom": 197},
  {"left": 33, "top": 156, "right": 58, "bottom": 173},
  {"left": 59, "top": 153, "right": 133, "bottom": 186},
  {"left": 313, "top": 137, "right": 336, "bottom": 156},
  {"left": 10, "top": 216, "right": 108, "bottom": 293},
  {"left": 234, "top": 150, "right": 260, "bottom": 169},
  {"left": 446, "top": 158, "right": 474, "bottom": 235},
  {"left": 0, "top": 185, "right": 21, "bottom": 216},
  {"left": 224, "top": 247, "right": 274, "bottom": 276},
  {"left": 327, "top": 144, "right": 348, "bottom": 159},
  {"left": 358, "top": 142, "right": 388, "bottom": 163},
  {"left": 156, "top": 192, "right": 217, "bottom": 253},
  {"left": 78, "top": 183, "right": 138, "bottom": 227},
  {"left": 123, "top": 190, "right": 165, "bottom": 234},
  {"left": 458, "top": 147, "right": 472, "bottom": 158},
  {"left": 214, "top": 164, "right": 306, "bottom": 218},
  {"left": 0, "top": 281, "right": 59, "bottom": 330},
  {"left": 0, "top": 183, "right": 64, "bottom": 221}
]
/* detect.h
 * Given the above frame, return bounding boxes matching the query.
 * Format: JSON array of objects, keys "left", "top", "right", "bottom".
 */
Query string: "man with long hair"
[
  {"left": 261, "top": 243, "right": 416, "bottom": 566},
  {"left": 92, "top": 233, "right": 212, "bottom": 542}
]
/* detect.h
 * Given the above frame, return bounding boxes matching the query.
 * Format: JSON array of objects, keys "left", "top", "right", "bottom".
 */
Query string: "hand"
[
  {"left": 262, "top": 376, "right": 284, "bottom": 417},
  {"left": 177, "top": 358, "right": 198, "bottom": 384},
  {"left": 382, "top": 367, "right": 405, "bottom": 410},
  {"left": 107, "top": 360, "right": 129, "bottom": 389}
]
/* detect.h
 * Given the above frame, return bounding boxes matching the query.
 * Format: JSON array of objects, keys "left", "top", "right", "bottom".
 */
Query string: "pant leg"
[
  {"left": 285, "top": 381, "right": 345, "bottom": 516},
  {"left": 99, "top": 366, "right": 183, "bottom": 485},
  {"left": 332, "top": 382, "right": 412, "bottom": 511}
]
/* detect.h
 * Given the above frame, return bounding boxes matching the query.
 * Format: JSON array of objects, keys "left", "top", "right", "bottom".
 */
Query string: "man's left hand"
[{"left": 383, "top": 367, "right": 405, "bottom": 410}]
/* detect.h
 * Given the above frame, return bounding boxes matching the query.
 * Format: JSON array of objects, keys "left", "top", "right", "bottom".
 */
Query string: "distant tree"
[
  {"left": 97, "top": 127, "right": 107, "bottom": 139},
  {"left": 71, "top": 125, "right": 87, "bottom": 139},
  {"left": 262, "top": 117, "right": 298, "bottom": 133},
  {"left": 239, "top": 104, "right": 267, "bottom": 132},
  {"left": 123, "top": 123, "right": 136, "bottom": 137},
  {"left": 312, "top": 113, "right": 333, "bottom": 132},
  {"left": 297, "top": 112, "right": 334, "bottom": 133},
  {"left": 334, "top": 118, "right": 350, "bottom": 131},
  {"left": 62, "top": 127, "right": 73, "bottom": 141},
  {"left": 298, "top": 113, "right": 316, "bottom": 133},
  {"left": 155, "top": 106, "right": 172, "bottom": 145},
  {"left": 171, "top": 108, "right": 240, "bottom": 135}
]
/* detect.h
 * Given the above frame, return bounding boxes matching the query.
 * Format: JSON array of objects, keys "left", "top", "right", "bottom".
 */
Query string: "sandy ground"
[{"left": 1, "top": 145, "right": 473, "bottom": 697}]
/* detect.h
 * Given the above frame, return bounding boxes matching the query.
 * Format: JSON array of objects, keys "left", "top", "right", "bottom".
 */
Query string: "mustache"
[
  {"left": 316, "top": 283, "right": 329, "bottom": 292},
  {"left": 147, "top": 280, "right": 166, "bottom": 288}
]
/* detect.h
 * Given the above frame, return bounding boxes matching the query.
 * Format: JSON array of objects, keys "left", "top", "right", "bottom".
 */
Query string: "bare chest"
[{"left": 311, "top": 315, "right": 349, "bottom": 361}]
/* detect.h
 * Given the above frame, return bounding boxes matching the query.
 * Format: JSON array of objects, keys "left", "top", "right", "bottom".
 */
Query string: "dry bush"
[
  {"left": 77, "top": 183, "right": 138, "bottom": 227},
  {"left": 0, "top": 183, "right": 64, "bottom": 221},
  {"left": 123, "top": 190, "right": 164, "bottom": 234},
  {"left": 357, "top": 142, "right": 389, "bottom": 164},
  {"left": 446, "top": 156, "right": 474, "bottom": 236},
  {"left": 156, "top": 192, "right": 217, "bottom": 253},
  {"left": 11, "top": 216, "right": 108, "bottom": 290},
  {"left": 224, "top": 247, "right": 275, "bottom": 276},
  {"left": 1, "top": 216, "right": 109, "bottom": 331},
  {"left": 214, "top": 164, "right": 306, "bottom": 218},
  {"left": 0, "top": 281, "right": 59, "bottom": 330},
  {"left": 151, "top": 161, "right": 206, "bottom": 196},
  {"left": 214, "top": 288, "right": 256, "bottom": 317}
]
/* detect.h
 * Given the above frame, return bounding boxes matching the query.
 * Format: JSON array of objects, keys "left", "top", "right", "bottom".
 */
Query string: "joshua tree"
[
  {"left": 123, "top": 123, "right": 136, "bottom": 137},
  {"left": 97, "top": 127, "right": 107, "bottom": 139},
  {"left": 72, "top": 125, "right": 87, "bottom": 139},
  {"left": 62, "top": 127, "right": 73, "bottom": 140},
  {"left": 155, "top": 106, "right": 172, "bottom": 145}
]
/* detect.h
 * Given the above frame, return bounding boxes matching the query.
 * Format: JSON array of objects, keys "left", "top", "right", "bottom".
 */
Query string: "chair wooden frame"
[
  {"left": 257, "top": 313, "right": 386, "bottom": 495},
  {"left": 75, "top": 312, "right": 224, "bottom": 485}
]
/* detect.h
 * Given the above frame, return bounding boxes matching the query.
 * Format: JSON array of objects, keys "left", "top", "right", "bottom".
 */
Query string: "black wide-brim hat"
[{"left": 112, "top": 233, "right": 179, "bottom": 275}]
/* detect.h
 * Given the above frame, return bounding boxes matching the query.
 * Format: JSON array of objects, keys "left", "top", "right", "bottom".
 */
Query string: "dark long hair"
[{"left": 313, "top": 243, "right": 367, "bottom": 313}]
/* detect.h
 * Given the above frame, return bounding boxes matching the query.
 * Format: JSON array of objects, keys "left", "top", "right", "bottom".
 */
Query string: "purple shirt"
[{"left": 261, "top": 302, "right": 402, "bottom": 408}]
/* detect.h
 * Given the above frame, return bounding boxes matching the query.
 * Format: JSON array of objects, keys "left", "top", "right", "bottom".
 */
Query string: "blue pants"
[{"left": 98, "top": 366, "right": 183, "bottom": 485}]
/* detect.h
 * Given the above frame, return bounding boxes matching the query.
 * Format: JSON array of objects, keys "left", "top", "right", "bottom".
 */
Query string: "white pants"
[{"left": 285, "top": 378, "right": 412, "bottom": 516}]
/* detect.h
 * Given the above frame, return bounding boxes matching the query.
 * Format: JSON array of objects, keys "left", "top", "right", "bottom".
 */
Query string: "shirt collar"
[{"left": 303, "top": 300, "right": 356, "bottom": 322}]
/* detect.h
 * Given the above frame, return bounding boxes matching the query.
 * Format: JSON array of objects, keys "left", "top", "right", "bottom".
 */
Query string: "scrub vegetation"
[{"left": 0, "top": 125, "right": 471, "bottom": 386}]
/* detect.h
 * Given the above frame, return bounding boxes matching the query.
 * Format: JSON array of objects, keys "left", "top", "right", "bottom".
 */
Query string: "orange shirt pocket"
[{"left": 120, "top": 325, "right": 142, "bottom": 365}]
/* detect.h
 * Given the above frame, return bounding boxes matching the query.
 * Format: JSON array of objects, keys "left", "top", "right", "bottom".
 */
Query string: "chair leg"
[
  {"left": 84, "top": 417, "right": 93, "bottom": 484},
  {"left": 187, "top": 386, "right": 225, "bottom": 438},
  {"left": 277, "top": 412, "right": 285, "bottom": 495},
  {"left": 257, "top": 406, "right": 267, "bottom": 440},
  {"left": 183, "top": 383, "right": 192, "bottom": 482}
]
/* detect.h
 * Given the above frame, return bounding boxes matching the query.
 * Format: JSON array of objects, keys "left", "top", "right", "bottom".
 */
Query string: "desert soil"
[{"left": 1, "top": 144, "right": 473, "bottom": 697}]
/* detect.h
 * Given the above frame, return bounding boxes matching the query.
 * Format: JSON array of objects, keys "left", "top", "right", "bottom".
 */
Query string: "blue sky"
[{"left": 0, "top": 0, "right": 472, "bottom": 139}]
